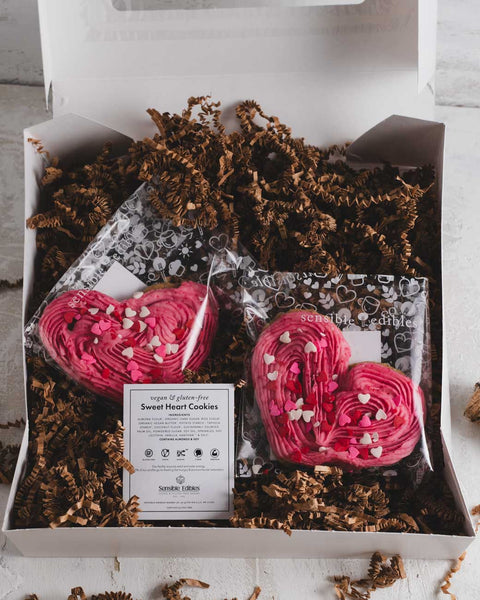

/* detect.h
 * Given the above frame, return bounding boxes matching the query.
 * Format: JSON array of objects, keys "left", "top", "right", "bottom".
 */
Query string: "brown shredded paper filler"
[
  {"left": 334, "top": 551, "right": 406, "bottom": 600},
  {"left": 14, "top": 97, "right": 463, "bottom": 534},
  {"left": 465, "top": 383, "right": 480, "bottom": 422},
  {"left": 26, "top": 581, "right": 261, "bottom": 600}
]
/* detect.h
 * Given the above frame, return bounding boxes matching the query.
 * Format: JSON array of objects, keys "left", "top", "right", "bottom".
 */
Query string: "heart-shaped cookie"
[
  {"left": 251, "top": 310, "right": 424, "bottom": 468},
  {"left": 39, "top": 281, "right": 218, "bottom": 403}
]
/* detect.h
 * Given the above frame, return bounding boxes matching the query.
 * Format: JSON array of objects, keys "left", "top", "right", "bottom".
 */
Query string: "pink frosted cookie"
[
  {"left": 251, "top": 310, "right": 425, "bottom": 468},
  {"left": 39, "top": 281, "right": 218, "bottom": 403}
]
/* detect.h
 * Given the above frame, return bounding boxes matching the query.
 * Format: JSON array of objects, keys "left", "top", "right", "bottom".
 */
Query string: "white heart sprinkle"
[
  {"left": 88, "top": 308, "right": 99, "bottom": 315},
  {"left": 150, "top": 335, "right": 161, "bottom": 347},
  {"left": 121, "top": 347, "right": 134, "bottom": 359},
  {"left": 279, "top": 331, "right": 291, "bottom": 344},
  {"left": 166, "top": 343, "right": 179, "bottom": 355},
  {"left": 122, "top": 318, "right": 134, "bottom": 329},
  {"left": 106, "top": 304, "right": 114, "bottom": 315},
  {"left": 332, "top": 374, "right": 338, "bottom": 380},
  {"left": 295, "top": 398, "right": 304, "bottom": 408},
  {"left": 125, "top": 307, "right": 137, "bottom": 318},
  {"left": 288, "top": 408, "right": 302, "bottom": 421},
  {"left": 372, "top": 432, "right": 379, "bottom": 442},
  {"left": 267, "top": 371, "right": 278, "bottom": 381},
  {"left": 358, "top": 393, "right": 370, "bottom": 404},
  {"left": 371, "top": 446, "right": 383, "bottom": 458},
  {"left": 133, "top": 291, "right": 144, "bottom": 299},
  {"left": 145, "top": 344, "right": 153, "bottom": 352},
  {"left": 154, "top": 354, "right": 164, "bottom": 364},
  {"left": 313, "top": 421, "right": 321, "bottom": 428},
  {"left": 304, "top": 341, "right": 317, "bottom": 354},
  {"left": 138, "top": 321, "right": 147, "bottom": 332},
  {"left": 359, "top": 433, "right": 372, "bottom": 445},
  {"left": 93, "top": 337, "right": 99, "bottom": 345},
  {"left": 302, "top": 410, "right": 315, "bottom": 423},
  {"left": 139, "top": 306, "right": 150, "bottom": 318},
  {"left": 375, "top": 409, "right": 387, "bottom": 421},
  {"left": 263, "top": 353, "right": 275, "bottom": 365},
  {"left": 318, "top": 446, "right": 329, "bottom": 452}
]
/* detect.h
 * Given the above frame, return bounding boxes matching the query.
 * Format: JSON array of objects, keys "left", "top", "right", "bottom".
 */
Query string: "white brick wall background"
[{"left": 1, "top": 2, "right": 480, "bottom": 599}]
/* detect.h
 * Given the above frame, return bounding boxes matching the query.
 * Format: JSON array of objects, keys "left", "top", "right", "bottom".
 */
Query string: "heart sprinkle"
[
  {"left": 130, "top": 369, "right": 143, "bottom": 382},
  {"left": 150, "top": 335, "right": 161, "bottom": 347},
  {"left": 139, "top": 306, "right": 150, "bottom": 318},
  {"left": 88, "top": 307, "right": 99, "bottom": 315},
  {"left": 93, "top": 338, "right": 99, "bottom": 345},
  {"left": 269, "top": 402, "right": 282, "bottom": 417},
  {"left": 372, "top": 432, "right": 379, "bottom": 442},
  {"left": 166, "top": 343, "right": 179, "bottom": 355},
  {"left": 127, "top": 360, "right": 139, "bottom": 371},
  {"left": 101, "top": 368, "right": 110, "bottom": 379},
  {"left": 263, "top": 353, "right": 275, "bottom": 365},
  {"left": 133, "top": 291, "right": 144, "bottom": 299},
  {"left": 121, "top": 347, "right": 134, "bottom": 359},
  {"left": 138, "top": 321, "right": 147, "bottom": 333},
  {"left": 124, "top": 307, "right": 137, "bottom": 318},
  {"left": 145, "top": 317, "right": 156, "bottom": 329},
  {"left": 338, "top": 414, "right": 351, "bottom": 427},
  {"left": 289, "top": 362, "right": 301, "bottom": 375},
  {"left": 122, "top": 318, "right": 134, "bottom": 330},
  {"left": 332, "top": 374, "right": 338, "bottom": 380},
  {"left": 288, "top": 409, "right": 303, "bottom": 421},
  {"left": 375, "top": 409, "right": 387, "bottom": 421},
  {"left": 267, "top": 371, "right": 278, "bottom": 381},
  {"left": 358, "top": 393, "right": 370, "bottom": 404},
  {"left": 284, "top": 399, "right": 297, "bottom": 411},
  {"left": 348, "top": 446, "right": 360, "bottom": 458},
  {"left": 358, "top": 415, "right": 372, "bottom": 428},
  {"left": 371, "top": 446, "right": 383, "bottom": 458},
  {"left": 153, "top": 354, "right": 164, "bottom": 364},
  {"left": 319, "top": 337, "right": 328, "bottom": 348},
  {"left": 359, "top": 433, "right": 372, "bottom": 445},
  {"left": 81, "top": 352, "right": 96, "bottom": 365},
  {"left": 296, "top": 398, "right": 304, "bottom": 408},
  {"left": 63, "top": 311, "right": 77, "bottom": 324},
  {"left": 327, "top": 381, "right": 338, "bottom": 393},
  {"left": 302, "top": 410, "right": 315, "bottom": 423},
  {"left": 304, "top": 341, "right": 317, "bottom": 354},
  {"left": 105, "top": 304, "right": 114, "bottom": 315},
  {"left": 279, "top": 331, "right": 291, "bottom": 344},
  {"left": 91, "top": 323, "right": 103, "bottom": 336}
]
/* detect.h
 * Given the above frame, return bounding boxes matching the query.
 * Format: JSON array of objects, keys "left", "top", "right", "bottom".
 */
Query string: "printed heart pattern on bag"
[
  {"left": 251, "top": 311, "right": 424, "bottom": 467},
  {"left": 39, "top": 281, "right": 218, "bottom": 403}
]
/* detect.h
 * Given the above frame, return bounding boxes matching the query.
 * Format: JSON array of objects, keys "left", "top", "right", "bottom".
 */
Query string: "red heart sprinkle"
[
  {"left": 394, "top": 415, "right": 405, "bottom": 428},
  {"left": 360, "top": 448, "right": 370, "bottom": 460},
  {"left": 174, "top": 327, "right": 186, "bottom": 338},
  {"left": 316, "top": 372, "right": 328, "bottom": 382},
  {"left": 63, "top": 311, "right": 77, "bottom": 324},
  {"left": 321, "top": 421, "right": 332, "bottom": 433},
  {"left": 286, "top": 381, "right": 298, "bottom": 393},
  {"left": 101, "top": 368, "right": 110, "bottom": 379},
  {"left": 323, "top": 402, "right": 334, "bottom": 413}
]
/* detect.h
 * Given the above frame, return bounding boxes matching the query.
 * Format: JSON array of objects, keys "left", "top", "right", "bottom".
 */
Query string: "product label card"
[{"left": 123, "top": 383, "right": 234, "bottom": 520}]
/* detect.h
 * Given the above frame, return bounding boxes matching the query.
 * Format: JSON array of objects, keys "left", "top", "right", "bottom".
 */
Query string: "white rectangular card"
[{"left": 123, "top": 383, "right": 234, "bottom": 521}]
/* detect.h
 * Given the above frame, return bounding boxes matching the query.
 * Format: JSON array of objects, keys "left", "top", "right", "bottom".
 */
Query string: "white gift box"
[{"left": 2, "top": 0, "right": 476, "bottom": 557}]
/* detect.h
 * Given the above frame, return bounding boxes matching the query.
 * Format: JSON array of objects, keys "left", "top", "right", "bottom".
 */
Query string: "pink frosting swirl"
[
  {"left": 39, "top": 281, "right": 218, "bottom": 403},
  {"left": 251, "top": 310, "right": 425, "bottom": 468}
]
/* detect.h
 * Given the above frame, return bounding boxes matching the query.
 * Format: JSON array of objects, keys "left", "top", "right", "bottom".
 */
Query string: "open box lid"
[{"left": 38, "top": 0, "right": 437, "bottom": 144}]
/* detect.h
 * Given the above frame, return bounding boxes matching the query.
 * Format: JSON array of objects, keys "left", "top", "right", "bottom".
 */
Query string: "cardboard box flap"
[{"left": 38, "top": 0, "right": 436, "bottom": 142}]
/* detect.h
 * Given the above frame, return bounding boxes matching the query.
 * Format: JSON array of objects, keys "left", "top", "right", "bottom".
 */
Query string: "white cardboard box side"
[{"left": 2, "top": 112, "right": 475, "bottom": 558}]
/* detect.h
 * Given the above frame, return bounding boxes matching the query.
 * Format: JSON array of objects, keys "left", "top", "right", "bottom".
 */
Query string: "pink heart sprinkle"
[
  {"left": 338, "top": 414, "right": 351, "bottom": 427},
  {"left": 91, "top": 323, "right": 102, "bottom": 336},
  {"left": 392, "top": 394, "right": 401, "bottom": 406},
  {"left": 99, "top": 319, "right": 111, "bottom": 332},
  {"left": 284, "top": 399, "right": 297, "bottom": 412},
  {"left": 348, "top": 446, "right": 360, "bottom": 458},
  {"left": 81, "top": 352, "right": 96, "bottom": 365},
  {"left": 358, "top": 415, "right": 372, "bottom": 428},
  {"left": 319, "top": 338, "right": 328, "bottom": 348},
  {"left": 127, "top": 360, "right": 139, "bottom": 371},
  {"left": 289, "top": 362, "right": 301, "bottom": 375},
  {"left": 155, "top": 345, "right": 166, "bottom": 357},
  {"left": 269, "top": 402, "right": 282, "bottom": 417},
  {"left": 130, "top": 369, "right": 143, "bottom": 382},
  {"left": 327, "top": 381, "right": 339, "bottom": 393},
  {"left": 349, "top": 437, "right": 357, "bottom": 444},
  {"left": 145, "top": 317, "right": 156, "bottom": 328}
]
